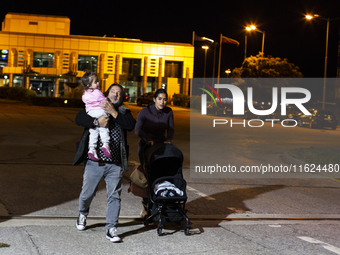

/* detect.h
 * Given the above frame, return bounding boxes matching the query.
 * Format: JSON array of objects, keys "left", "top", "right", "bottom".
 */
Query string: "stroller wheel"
[
  {"left": 157, "top": 227, "right": 162, "bottom": 236},
  {"left": 184, "top": 227, "right": 190, "bottom": 236}
]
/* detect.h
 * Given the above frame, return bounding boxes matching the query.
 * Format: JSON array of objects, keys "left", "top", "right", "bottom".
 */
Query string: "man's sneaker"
[
  {"left": 101, "top": 144, "right": 111, "bottom": 158},
  {"left": 88, "top": 149, "right": 99, "bottom": 162},
  {"left": 106, "top": 227, "right": 121, "bottom": 242},
  {"left": 76, "top": 213, "right": 87, "bottom": 231}
]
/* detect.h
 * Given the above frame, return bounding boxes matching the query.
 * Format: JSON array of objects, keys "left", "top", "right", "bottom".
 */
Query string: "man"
[{"left": 73, "top": 83, "right": 136, "bottom": 242}]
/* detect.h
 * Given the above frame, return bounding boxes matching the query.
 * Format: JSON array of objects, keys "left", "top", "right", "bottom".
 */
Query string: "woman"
[{"left": 135, "top": 89, "right": 174, "bottom": 163}]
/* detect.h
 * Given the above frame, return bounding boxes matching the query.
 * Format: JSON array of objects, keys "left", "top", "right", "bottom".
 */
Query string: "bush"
[
  {"left": 0, "top": 87, "right": 10, "bottom": 99},
  {"left": 172, "top": 93, "right": 190, "bottom": 107},
  {"left": 190, "top": 95, "right": 201, "bottom": 109},
  {"left": 0, "top": 87, "right": 37, "bottom": 102}
]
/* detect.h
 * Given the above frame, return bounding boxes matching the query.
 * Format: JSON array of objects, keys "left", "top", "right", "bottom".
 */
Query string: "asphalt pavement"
[{"left": 1, "top": 99, "right": 340, "bottom": 254}]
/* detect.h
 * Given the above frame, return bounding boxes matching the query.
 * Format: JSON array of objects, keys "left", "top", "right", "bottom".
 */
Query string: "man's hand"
[
  {"left": 101, "top": 100, "right": 118, "bottom": 118},
  {"left": 98, "top": 115, "right": 109, "bottom": 128}
]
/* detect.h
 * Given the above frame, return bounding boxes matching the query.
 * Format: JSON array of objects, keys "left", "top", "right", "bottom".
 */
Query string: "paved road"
[{"left": 1, "top": 100, "right": 340, "bottom": 254}]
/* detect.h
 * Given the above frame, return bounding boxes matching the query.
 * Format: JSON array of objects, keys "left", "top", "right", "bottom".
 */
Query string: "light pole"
[
  {"left": 244, "top": 34, "right": 247, "bottom": 60},
  {"left": 306, "top": 14, "right": 340, "bottom": 109},
  {"left": 225, "top": 69, "right": 231, "bottom": 78},
  {"left": 246, "top": 25, "right": 265, "bottom": 56},
  {"left": 202, "top": 45, "right": 209, "bottom": 83}
]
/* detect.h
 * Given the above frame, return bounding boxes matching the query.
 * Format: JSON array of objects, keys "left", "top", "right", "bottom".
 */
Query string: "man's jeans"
[{"left": 79, "top": 160, "right": 123, "bottom": 229}]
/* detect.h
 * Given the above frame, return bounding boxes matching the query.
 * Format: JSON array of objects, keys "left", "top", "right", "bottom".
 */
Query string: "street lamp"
[
  {"left": 305, "top": 14, "right": 340, "bottom": 109},
  {"left": 225, "top": 69, "right": 231, "bottom": 78},
  {"left": 202, "top": 45, "right": 209, "bottom": 83},
  {"left": 246, "top": 25, "right": 265, "bottom": 56}
]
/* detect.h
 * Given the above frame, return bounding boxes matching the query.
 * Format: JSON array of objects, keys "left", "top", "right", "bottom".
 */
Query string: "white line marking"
[
  {"left": 298, "top": 236, "right": 340, "bottom": 254},
  {"left": 187, "top": 186, "right": 216, "bottom": 200}
]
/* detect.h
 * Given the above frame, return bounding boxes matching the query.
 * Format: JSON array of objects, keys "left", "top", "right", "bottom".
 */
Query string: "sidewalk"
[{"left": 0, "top": 217, "right": 248, "bottom": 255}]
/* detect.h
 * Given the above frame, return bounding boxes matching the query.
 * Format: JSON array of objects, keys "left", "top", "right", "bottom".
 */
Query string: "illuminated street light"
[
  {"left": 202, "top": 45, "right": 209, "bottom": 83},
  {"left": 225, "top": 69, "right": 231, "bottom": 78},
  {"left": 305, "top": 14, "right": 340, "bottom": 109},
  {"left": 245, "top": 25, "right": 265, "bottom": 56}
]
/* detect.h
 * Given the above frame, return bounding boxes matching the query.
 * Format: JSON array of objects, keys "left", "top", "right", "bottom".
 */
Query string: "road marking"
[
  {"left": 186, "top": 186, "right": 216, "bottom": 200},
  {"left": 298, "top": 236, "right": 340, "bottom": 254}
]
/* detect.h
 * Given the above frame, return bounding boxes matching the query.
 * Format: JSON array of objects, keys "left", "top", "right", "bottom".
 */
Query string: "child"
[{"left": 81, "top": 71, "right": 111, "bottom": 161}]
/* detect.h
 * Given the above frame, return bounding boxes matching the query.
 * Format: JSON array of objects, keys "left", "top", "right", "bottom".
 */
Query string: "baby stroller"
[{"left": 143, "top": 143, "right": 190, "bottom": 236}]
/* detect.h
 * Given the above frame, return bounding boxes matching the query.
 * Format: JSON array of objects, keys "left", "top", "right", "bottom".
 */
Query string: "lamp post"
[
  {"left": 225, "top": 69, "right": 231, "bottom": 78},
  {"left": 246, "top": 25, "right": 265, "bottom": 56},
  {"left": 306, "top": 14, "right": 340, "bottom": 109},
  {"left": 202, "top": 45, "right": 209, "bottom": 83}
]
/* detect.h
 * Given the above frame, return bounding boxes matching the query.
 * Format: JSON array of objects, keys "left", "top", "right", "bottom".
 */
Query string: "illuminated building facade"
[{"left": 0, "top": 13, "right": 194, "bottom": 100}]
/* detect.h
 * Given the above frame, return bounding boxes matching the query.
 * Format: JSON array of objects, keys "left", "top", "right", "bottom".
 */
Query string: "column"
[
  {"left": 143, "top": 56, "right": 148, "bottom": 94},
  {"left": 99, "top": 54, "right": 105, "bottom": 92},
  {"left": 25, "top": 76, "right": 30, "bottom": 89},
  {"left": 158, "top": 57, "right": 163, "bottom": 89},
  {"left": 53, "top": 78, "right": 59, "bottom": 98},
  {"left": 183, "top": 67, "right": 189, "bottom": 95},
  {"left": 115, "top": 54, "right": 120, "bottom": 84},
  {"left": 9, "top": 74, "right": 13, "bottom": 88}
]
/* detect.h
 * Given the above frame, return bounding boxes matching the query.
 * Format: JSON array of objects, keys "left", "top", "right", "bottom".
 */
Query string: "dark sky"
[{"left": 2, "top": 0, "right": 340, "bottom": 78}]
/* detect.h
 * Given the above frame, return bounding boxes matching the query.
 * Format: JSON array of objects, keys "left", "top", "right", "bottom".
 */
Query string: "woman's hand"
[{"left": 101, "top": 100, "right": 118, "bottom": 118}]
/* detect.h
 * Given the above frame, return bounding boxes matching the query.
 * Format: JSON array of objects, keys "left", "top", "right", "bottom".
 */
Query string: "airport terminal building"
[{"left": 0, "top": 13, "right": 194, "bottom": 101}]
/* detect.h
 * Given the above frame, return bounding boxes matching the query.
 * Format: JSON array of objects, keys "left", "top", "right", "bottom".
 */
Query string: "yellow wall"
[
  {"left": 2, "top": 13, "right": 70, "bottom": 36},
  {"left": 0, "top": 13, "right": 194, "bottom": 94}
]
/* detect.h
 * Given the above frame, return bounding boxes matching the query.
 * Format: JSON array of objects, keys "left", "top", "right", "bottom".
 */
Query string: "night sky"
[{"left": 2, "top": 0, "right": 340, "bottom": 78}]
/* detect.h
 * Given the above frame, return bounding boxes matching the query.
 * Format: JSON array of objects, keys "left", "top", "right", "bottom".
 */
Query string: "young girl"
[{"left": 81, "top": 71, "right": 111, "bottom": 161}]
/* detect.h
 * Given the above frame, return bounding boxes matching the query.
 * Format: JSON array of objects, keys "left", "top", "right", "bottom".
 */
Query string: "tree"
[
  {"left": 232, "top": 54, "right": 303, "bottom": 78},
  {"left": 231, "top": 54, "right": 303, "bottom": 102}
]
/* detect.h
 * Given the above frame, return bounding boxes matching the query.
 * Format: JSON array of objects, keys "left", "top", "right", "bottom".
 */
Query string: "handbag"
[
  {"left": 129, "top": 165, "right": 148, "bottom": 188},
  {"left": 128, "top": 182, "right": 148, "bottom": 198}
]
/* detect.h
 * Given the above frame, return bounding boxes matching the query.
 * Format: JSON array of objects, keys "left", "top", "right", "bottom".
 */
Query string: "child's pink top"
[{"left": 82, "top": 89, "right": 107, "bottom": 112}]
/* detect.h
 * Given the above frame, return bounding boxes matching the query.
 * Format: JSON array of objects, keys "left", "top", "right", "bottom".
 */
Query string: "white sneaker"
[
  {"left": 106, "top": 227, "right": 121, "bottom": 242},
  {"left": 76, "top": 213, "right": 86, "bottom": 231}
]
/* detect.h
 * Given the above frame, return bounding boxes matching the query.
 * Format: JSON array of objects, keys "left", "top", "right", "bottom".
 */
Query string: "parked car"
[
  {"left": 298, "top": 109, "right": 338, "bottom": 130},
  {"left": 136, "top": 92, "right": 155, "bottom": 106},
  {"left": 268, "top": 105, "right": 300, "bottom": 125},
  {"left": 207, "top": 102, "right": 232, "bottom": 116},
  {"left": 244, "top": 105, "right": 271, "bottom": 120}
]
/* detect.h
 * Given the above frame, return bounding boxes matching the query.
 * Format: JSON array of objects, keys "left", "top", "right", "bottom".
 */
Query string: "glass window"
[
  {"left": 165, "top": 61, "right": 183, "bottom": 78},
  {"left": 33, "top": 52, "right": 54, "bottom": 67},
  {"left": 78, "top": 55, "right": 98, "bottom": 73},
  {"left": 122, "top": 58, "right": 141, "bottom": 80}
]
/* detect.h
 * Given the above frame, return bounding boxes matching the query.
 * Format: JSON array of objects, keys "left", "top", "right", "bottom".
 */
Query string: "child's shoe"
[
  {"left": 101, "top": 144, "right": 111, "bottom": 158},
  {"left": 88, "top": 149, "right": 99, "bottom": 161}
]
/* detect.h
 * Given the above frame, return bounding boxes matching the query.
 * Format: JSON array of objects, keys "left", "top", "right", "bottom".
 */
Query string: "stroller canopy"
[{"left": 144, "top": 143, "right": 184, "bottom": 180}]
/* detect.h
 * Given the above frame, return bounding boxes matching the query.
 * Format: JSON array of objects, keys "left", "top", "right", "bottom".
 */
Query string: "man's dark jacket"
[{"left": 73, "top": 105, "right": 136, "bottom": 172}]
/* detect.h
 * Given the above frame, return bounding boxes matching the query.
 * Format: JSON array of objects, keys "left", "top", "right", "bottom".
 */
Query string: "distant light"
[
  {"left": 246, "top": 27, "right": 252, "bottom": 31},
  {"left": 202, "top": 37, "right": 214, "bottom": 43},
  {"left": 64, "top": 100, "right": 68, "bottom": 104},
  {"left": 306, "top": 15, "right": 313, "bottom": 20},
  {"left": 4, "top": 75, "right": 8, "bottom": 79},
  {"left": 250, "top": 25, "right": 256, "bottom": 30},
  {"left": 202, "top": 46, "right": 209, "bottom": 50}
]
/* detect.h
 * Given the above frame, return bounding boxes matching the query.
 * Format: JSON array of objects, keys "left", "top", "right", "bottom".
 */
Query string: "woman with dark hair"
[{"left": 135, "top": 88, "right": 174, "bottom": 163}]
